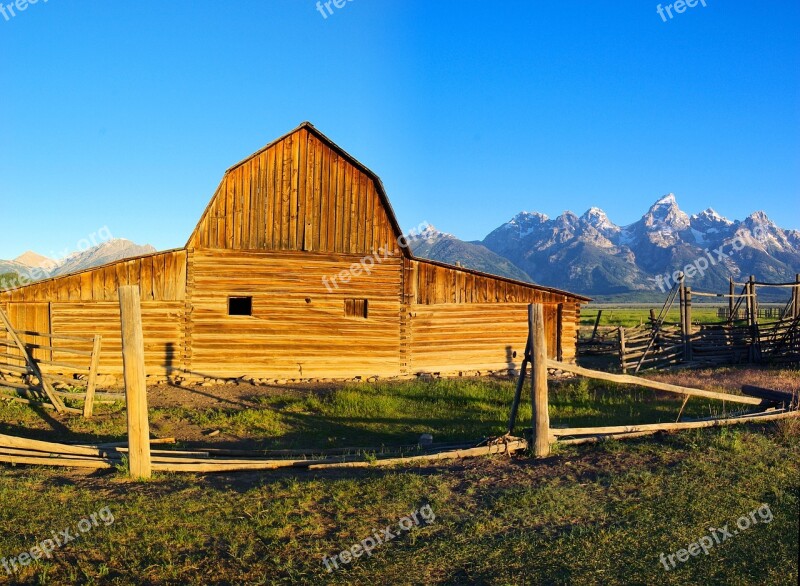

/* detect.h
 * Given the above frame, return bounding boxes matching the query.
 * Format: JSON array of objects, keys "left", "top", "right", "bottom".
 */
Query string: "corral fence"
[
  {"left": 0, "top": 305, "right": 103, "bottom": 417},
  {"left": 617, "top": 274, "right": 800, "bottom": 372}
]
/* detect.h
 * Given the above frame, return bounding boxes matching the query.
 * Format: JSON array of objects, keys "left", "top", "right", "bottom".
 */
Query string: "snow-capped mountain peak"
[
  {"left": 406, "top": 224, "right": 454, "bottom": 241},
  {"left": 691, "top": 208, "right": 732, "bottom": 225},
  {"left": 581, "top": 207, "right": 621, "bottom": 235}
]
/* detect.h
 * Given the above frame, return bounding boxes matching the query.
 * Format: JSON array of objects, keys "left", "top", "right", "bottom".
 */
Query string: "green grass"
[
  {"left": 1, "top": 378, "right": 732, "bottom": 450},
  {"left": 580, "top": 305, "right": 789, "bottom": 329},
  {"left": 0, "top": 376, "right": 797, "bottom": 585},
  {"left": 581, "top": 307, "right": 727, "bottom": 328}
]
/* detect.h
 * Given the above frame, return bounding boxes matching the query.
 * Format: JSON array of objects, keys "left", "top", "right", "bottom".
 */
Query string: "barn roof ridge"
[{"left": 218, "top": 121, "right": 409, "bottom": 257}]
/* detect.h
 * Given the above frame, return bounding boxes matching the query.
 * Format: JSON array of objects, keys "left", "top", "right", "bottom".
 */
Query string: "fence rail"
[
  {"left": 619, "top": 316, "right": 799, "bottom": 372},
  {"left": 0, "top": 326, "right": 103, "bottom": 418}
]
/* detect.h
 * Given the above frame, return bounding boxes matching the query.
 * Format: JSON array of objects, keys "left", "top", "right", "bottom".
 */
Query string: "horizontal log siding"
[
  {"left": 186, "top": 249, "right": 403, "bottom": 379},
  {"left": 49, "top": 302, "right": 184, "bottom": 376},
  {"left": 403, "top": 260, "right": 582, "bottom": 373},
  {"left": 406, "top": 303, "right": 562, "bottom": 375},
  {"left": 188, "top": 128, "right": 400, "bottom": 257}
]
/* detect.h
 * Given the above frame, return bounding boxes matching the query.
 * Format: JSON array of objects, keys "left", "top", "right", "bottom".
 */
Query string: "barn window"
[
  {"left": 344, "top": 298, "right": 369, "bottom": 319},
  {"left": 228, "top": 296, "right": 253, "bottom": 316}
]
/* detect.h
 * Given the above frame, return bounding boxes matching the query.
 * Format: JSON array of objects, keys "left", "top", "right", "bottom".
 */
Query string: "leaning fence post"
[
  {"left": 530, "top": 303, "right": 550, "bottom": 458},
  {"left": 118, "top": 286, "right": 151, "bottom": 479},
  {"left": 83, "top": 335, "right": 103, "bottom": 419}
]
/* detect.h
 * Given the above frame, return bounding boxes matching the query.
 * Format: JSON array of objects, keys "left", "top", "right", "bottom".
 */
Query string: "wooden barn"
[{"left": 0, "top": 123, "right": 589, "bottom": 381}]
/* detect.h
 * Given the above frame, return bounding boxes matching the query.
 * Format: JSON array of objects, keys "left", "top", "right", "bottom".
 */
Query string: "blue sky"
[{"left": 0, "top": 0, "right": 798, "bottom": 260}]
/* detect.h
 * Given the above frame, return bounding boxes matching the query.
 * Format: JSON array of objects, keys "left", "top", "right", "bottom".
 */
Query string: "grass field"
[
  {"left": 579, "top": 305, "right": 789, "bottom": 329},
  {"left": 1, "top": 370, "right": 798, "bottom": 584}
]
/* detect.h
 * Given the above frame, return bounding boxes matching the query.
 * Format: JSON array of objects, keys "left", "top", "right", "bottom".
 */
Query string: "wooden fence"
[
  {"left": 619, "top": 324, "right": 683, "bottom": 372},
  {"left": 618, "top": 275, "right": 800, "bottom": 372},
  {"left": 620, "top": 317, "right": 800, "bottom": 373},
  {"left": 0, "top": 319, "right": 102, "bottom": 417}
]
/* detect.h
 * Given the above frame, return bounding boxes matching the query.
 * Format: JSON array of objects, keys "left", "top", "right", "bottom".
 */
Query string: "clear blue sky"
[{"left": 1, "top": 0, "right": 798, "bottom": 260}]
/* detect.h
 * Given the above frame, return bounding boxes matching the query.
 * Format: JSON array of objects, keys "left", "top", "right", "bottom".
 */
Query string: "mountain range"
[
  {"left": 2, "top": 196, "right": 798, "bottom": 302},
  {"left": 408, "top": 194, "right": 800, "bottom": 300}
]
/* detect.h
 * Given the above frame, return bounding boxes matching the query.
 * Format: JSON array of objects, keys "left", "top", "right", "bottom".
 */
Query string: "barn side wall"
[
  {"left": 0, "top": 250, "right": 187, "bottom": 377},
  {"left": 403, "top": 259, "right": 583, "bottom": 375},
  {"left": 184, "top": 248, "right": 404, "bottom": 379}
]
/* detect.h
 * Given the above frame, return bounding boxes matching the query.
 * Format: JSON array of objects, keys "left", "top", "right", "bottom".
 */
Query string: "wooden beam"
[
  {"left": 306, "top": 439, "right": 529, "bottom": 470},
  {"left": 118, "top": 286, "right": 152, "bottom": 479},
  {"left": 550, "top": 409, "right": 799, "bottom": 437},
  {"left": 546, "top": 360, "right": 763, "bottom": 406},
  {"left": 0, "top": 454, "right": 113, "bottom": 469},
  {"left": 0, "top": 432, "right": 110, "bottom": 457},
  {"left": 530, "top": 304, "right": 550, "bottom": 457},
  {"left": 557, "top": 430, "right": 659, "bottom": 445}
]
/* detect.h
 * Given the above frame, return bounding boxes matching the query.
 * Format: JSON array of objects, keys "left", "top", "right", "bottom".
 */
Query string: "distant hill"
[
  {"left": 1, "top": 239, "right": 156, "bottom": 289},
  {"left": 50, "top": 239, "right": 156, "bottom": 277},
  {"left": 407, "top": 225, "right": 533, "bottom": 282}
]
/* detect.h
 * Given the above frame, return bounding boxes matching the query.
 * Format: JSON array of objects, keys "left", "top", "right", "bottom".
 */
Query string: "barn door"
[
  {"left": 5, "top": 303, "right": 52, "bottom": 364},
  {"left": 543, "top": 304, "right": 561, "bottom": 360}
]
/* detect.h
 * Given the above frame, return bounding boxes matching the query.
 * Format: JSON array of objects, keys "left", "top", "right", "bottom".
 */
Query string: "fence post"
[
  {"left": 118, "top": 286, "right": 151, "bottom": 479},
  {"left": 679, "top": 275, "right": 687, "bottom": 360},
  {"left": 83, "top": 335, "right": 103, "bottom": 419},
  {"left": 530, "top": 303, "right": 550, "bottom": 458},
  {"left": 729, "top": 277, "right": 735, "bottom": 323},
  {"left": 794, "top": 274, "right": 800, "bottom": 319},
  {"left": 684, "top": 287, "right": 693, "bottom": 361}
]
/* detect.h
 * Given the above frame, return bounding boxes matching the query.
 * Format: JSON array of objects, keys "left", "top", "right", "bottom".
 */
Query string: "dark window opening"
[
  {"left": 344, "top": 298, "right": 369, "bottom": 319},
  {"left": 228, "top": 296, "right": 253, "bottom": 316}
]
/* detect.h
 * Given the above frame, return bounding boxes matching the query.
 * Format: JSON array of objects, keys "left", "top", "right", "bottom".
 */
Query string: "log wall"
[
  {"left": 185, "top": 248, "right": 403, "bottom": 379},
  {"left": 0, "top": 250, "right": 187, "bottom": 376},
  {"left": 403, "top": 259, "right": 582, "bottom": 374},
  {"left": 50, "top": 302, "right": 184, "bottom": 376}
]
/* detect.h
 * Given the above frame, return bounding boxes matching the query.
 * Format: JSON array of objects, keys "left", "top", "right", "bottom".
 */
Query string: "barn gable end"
[{"left": 187, "top": 124, "right": 405, "bottom": 257}]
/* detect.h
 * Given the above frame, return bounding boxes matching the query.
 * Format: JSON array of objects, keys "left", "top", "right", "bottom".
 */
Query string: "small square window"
[
  {"left": 228, "top": 297, "right": 253, "bottom": 316},
  {"left": 344, "top": 298, "right": 368, "bottom": 319}
]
